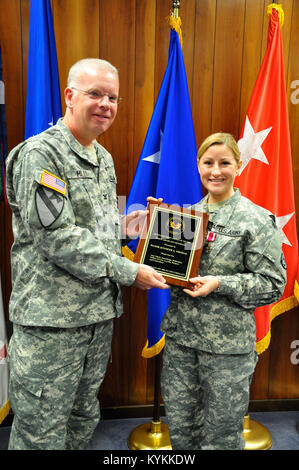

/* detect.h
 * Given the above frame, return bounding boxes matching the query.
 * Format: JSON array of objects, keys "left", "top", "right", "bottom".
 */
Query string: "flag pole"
[
  {"left": 152, "top": 351, "right": 162, "bottom": 423},
  {"left": 128, "top": 1, "right": 183, "bottom": 450},
  {"left": 242, "top": 3, "right": 290, "bottom": 450},
  {"left": 128, "top": 349, "right": 171, "bottom": 450}
]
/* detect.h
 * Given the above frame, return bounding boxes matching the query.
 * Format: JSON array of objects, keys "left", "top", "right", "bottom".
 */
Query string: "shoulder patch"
[
  {"left": 40, "top": 170, "right": 67, "bottom": 195},
  {"left": 36, "top": 186, "right": 64, "bottom": 228}
]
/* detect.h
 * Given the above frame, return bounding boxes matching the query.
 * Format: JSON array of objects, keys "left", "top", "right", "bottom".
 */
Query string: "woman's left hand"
[
  {"left": 122, "top": 210, "right": 148, "bottom": 238},
  {"left": 183, "top": 275, "right": 220, "bottom": 297},
  {"left": 122, "top": 196, "right": 163, "bottom": 238}
]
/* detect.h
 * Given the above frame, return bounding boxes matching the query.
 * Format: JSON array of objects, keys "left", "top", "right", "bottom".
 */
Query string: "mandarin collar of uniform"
[
  {"left": 195, "top": 188, "right": 241, "bottom": 227},
  {"left": 57, "top": 118, "right": 101, "bottom": 167}
]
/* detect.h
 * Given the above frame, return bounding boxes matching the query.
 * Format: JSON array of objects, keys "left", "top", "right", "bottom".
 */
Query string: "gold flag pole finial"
[
  {"left": 173, "top": 0, "right": 180, "bottom": 19},
  {"left": 169, "top": 1, "right": 183, "bottom": 46}
]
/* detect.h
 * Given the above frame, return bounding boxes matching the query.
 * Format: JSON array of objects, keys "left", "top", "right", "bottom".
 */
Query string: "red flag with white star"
[{"left": 235, "top": 5, "right": 299, "bottom": 354}]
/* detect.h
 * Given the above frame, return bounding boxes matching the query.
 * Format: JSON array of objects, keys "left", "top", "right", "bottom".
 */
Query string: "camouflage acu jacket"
[
  {"left": 161, "top": 190, "right": 287, "bottom": 354},
  {"left": 5, "top": 119, "right": 138, "bottom": 327}
]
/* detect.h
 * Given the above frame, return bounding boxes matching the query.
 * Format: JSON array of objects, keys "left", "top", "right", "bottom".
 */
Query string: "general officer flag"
[
  {"left": 124, "top": 17, "right": 202, "bottom": 358},
  {"left": 235, "top": 4, "right": 299, "bottom": 354},
  {"left": 25, "top": 0, "right": 62, "bottom": 139}
]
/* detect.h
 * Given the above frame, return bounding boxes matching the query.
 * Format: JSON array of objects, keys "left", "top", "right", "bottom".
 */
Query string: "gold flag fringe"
[
  {"left": 294, "top": 278, "right": 299, "bottom": 302},
  {"left": 122, "top": 245, "right": 135, "bottom": 261},
  {"left": 142, "top": 335, "right": 165, "bottom": 358},
  {"left": 256, "top": 285, "right": 299, "bottom": 355},
  {"left": 0, "top": 400, "right": 10, "bottom": 425},
  {"left": 267, "top": 3, "right": 284, "bottom": 26},
  {"left": 168, "top": 14, "right": 183, "bottom": 47}
]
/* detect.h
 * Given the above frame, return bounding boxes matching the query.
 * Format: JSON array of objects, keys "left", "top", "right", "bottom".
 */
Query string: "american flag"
[{"left": 41, "top": 170, "right": 66, "bottom": 195}]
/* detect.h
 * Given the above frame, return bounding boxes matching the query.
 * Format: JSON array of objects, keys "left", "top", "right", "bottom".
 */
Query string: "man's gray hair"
[{"left": 67, "top": 58, "right": 119, "bottom": 87}]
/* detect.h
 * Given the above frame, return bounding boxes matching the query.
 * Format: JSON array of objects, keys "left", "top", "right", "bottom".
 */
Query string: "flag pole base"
[
  {"left": 128, "top": 419, "right": 172, "bottom": 450},
  {"left": 243, "top": 414, "right": 272, "bottom": 450}
]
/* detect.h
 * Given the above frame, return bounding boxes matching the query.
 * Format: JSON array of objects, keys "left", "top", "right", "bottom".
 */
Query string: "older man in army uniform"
[{"left": 5, "top": 58, "right": 168, "bottom": 450}]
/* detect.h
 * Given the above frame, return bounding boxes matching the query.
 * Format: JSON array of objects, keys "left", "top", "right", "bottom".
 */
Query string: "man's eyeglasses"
[{"left": 71, "top": 87, "right": 122, "bottom": 105}]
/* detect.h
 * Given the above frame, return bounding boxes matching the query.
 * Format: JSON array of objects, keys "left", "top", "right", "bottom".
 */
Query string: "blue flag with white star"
[
  {"left": 124, "top": 25, "right": 202, "bottom": 358},
  {"left": 25, "top": 0, "right": 62, "bottom": 139}
]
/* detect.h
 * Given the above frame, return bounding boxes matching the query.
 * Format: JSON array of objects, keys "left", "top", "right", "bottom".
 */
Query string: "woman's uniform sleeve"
[{"left": 216, "top": 215, "right": 287, "bottom": 309}]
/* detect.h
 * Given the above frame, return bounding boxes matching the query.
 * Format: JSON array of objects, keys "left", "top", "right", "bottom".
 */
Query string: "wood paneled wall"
[{"left": 0, "top": 0, "right": 299, "bottom": 408}]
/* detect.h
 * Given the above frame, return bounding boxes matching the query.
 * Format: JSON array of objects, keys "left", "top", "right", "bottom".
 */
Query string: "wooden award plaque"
[{"left": 134, "top": 201, "right": 209, "bottom": 288}]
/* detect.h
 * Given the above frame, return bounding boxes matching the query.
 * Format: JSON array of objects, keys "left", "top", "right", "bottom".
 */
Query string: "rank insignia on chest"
[
  {"left": 207, "top": 231, "right": 217, "bottom": 242},
  {"left": 40, "top": 170, "right": 67, "bottom": 195}
]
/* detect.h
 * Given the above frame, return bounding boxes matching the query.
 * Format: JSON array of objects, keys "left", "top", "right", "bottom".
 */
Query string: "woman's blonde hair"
[{"left": 197, "top": 132, "right": 241, "bottom": 163}]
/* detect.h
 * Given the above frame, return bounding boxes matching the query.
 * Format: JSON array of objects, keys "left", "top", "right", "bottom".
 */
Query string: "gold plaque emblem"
[{"left": 168, "top": 216, "right": 185, "bottom": 234}]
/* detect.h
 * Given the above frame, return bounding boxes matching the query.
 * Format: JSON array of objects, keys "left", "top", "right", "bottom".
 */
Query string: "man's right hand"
[{"left": 134, "top": 264, "right": 169, "bottom": 291}]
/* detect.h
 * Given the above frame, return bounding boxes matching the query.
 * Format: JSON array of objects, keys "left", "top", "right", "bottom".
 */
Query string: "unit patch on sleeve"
[
  {"left": 40, "top": 170, "right": 67, "bottom": 195},
  {"left": 35, "top": 186, "right": 64, "bottom": 228}
]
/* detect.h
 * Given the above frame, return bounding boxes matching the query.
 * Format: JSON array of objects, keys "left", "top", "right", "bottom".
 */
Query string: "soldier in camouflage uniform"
[
  {"left": 5, "top": 58, "right": 168, "bottom": 450},
  {"left": 160, "top": 133, "right": 286, "bottom": 450}
]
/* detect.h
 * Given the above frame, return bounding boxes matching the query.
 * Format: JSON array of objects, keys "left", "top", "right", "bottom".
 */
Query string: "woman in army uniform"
[{"left": 160, "top": 132, "right": 286, "bottom": 450}]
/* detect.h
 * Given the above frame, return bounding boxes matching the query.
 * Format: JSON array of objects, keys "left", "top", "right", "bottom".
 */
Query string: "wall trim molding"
[{"left": 1, "top": 399, "right": 299, "bottom": 427}]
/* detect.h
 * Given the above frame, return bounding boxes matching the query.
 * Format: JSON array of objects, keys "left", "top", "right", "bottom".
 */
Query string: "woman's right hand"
[{"left": 183, "top": 275, "right": 220, "bottom": 297}]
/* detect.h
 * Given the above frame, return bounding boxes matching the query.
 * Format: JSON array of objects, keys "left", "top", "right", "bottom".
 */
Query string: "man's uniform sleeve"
[{"left": 12, "top": 148, "right": 138, "bottom": 287}]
